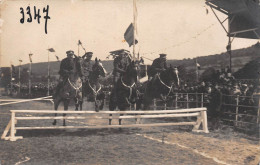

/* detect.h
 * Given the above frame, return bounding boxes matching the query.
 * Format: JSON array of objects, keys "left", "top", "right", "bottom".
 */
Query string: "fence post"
[
  {"left": 202, "top": 110, "right": 209, "bottom": 133},
  {"left": 235, "top": 95, "right": 239, "bottom": 127},
  {"left": 257, "top": 96, "right": 260, "bottom": 124},
  {"left": 153, "top": 99, "right": 156, "bottom": 110},
  {"left": 201, "top": 93, "right": 204, "bottom": 107},
  {"left": 10, "top": 111, "right": 16, "bottom": 141},
  {"left": 175, "top": 93, "right": 178, "bottom": 109},
  {"left": 186, "top": 93, "right": 189, "bottom": 108},
  {"left": 196, "top": 92, "right": 198, "bottom": 108}
]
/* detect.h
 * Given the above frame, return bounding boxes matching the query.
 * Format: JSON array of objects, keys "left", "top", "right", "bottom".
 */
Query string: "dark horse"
[
  {"left": 84, "top": 58, "right": 106, "bottom": 112},
  {"left": 109, "top": 61, "right": 139, "bottom": 125},
  {"left": 143, "top": 65, "right": 179, "bottom": 110},
  {"left": 53, "top": 56, "right": 83, "bottom": 126}
]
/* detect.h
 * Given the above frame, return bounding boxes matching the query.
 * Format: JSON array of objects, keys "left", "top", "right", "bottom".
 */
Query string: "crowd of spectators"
[
  {"left": 8, "top": 82, "right": 57, "bottom": 98},
  {"left": 170, "top": 69, "right": 259, "bottom": 118}
]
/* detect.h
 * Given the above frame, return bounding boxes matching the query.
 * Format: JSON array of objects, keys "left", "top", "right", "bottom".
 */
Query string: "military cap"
[
  {"left": 85, "top": 52, "right": 93, "bottom": 56},
  {"left": 159, "top": 53, "right": 167, "bottom": 58},
  {"left": 66, "top": 50, "right": 74, "bottom": 55}
]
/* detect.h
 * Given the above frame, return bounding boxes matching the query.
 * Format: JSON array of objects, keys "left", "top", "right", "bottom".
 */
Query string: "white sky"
[{"left": 0, "top": 0, "right": 258, "bottom": 67}]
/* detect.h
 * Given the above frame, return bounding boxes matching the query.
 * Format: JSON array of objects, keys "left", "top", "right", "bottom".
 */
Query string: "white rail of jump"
[
  {"left": 1, "top": 107, "right": 209, "bottom": 141},
  {"left": 0, "top": 96, "right": 53, "bottom": 106}
]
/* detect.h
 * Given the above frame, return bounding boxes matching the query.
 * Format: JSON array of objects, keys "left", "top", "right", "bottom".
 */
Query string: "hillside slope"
[{"left": 14, "top": 42, "right": 260, "bottom": 76}]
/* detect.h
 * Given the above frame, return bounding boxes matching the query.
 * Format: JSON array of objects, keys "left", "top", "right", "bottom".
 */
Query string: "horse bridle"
[
  {"left": 87, "top": 80, "right": 101, "bottom": 95},
  {"left": 120, "top": 77, "right": 136, "bottom": 104},
  {"left": 68, "top": 78, "right": 82, "bottom": 97},
  {"left": 157, "top": 73, "right": 173, "bottom": 97}
]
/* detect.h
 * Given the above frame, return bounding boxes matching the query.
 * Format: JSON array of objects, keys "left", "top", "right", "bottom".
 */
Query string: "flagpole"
[
  {"left": 19, "top": 60, "right": 21, "bottom": 94},
  {"left": 78, "top": 41, "right": 80, "bottom": 57},
  {"left": 29, "top": 53, "right": 32, "bottom": 97},
  {"left": 47, "top": 47, "right": 50, "bottom": 96},
  {"left": 10, "top": 63, "right": 13, "bottom": 95},
  {"left": 196, "top": 58, "right": 199, "bottom": 83},
  {"left": 133, "top": 0, "right": 136, "bottom": 60}
]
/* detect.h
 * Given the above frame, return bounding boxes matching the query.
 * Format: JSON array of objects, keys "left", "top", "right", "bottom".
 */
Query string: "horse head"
[
  {"left": 91, "top": 57, "right": 107, "bottom": 79},
  {"left": 74, "top": 55, "right": 84, "bottom": 77},
  {"left": 165, "top": 64, "right": 180, "bottom": 86}
]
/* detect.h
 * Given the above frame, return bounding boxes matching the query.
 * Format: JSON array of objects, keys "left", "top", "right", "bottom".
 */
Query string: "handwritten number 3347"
[{"left": 20, "top": 5, "right": 51, "bottom": 34}]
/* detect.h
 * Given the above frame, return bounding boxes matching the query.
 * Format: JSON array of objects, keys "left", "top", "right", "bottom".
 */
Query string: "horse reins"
[
  {"left": 120, "top": 77, "right": 136, "bottom": 104},
  {"left": 157, "top": 74, "right": 173, "bottom": 97},
  {"left": 68, "top": 78, "right": 82, "bottom": 97},
  {"left": 88, "top": 80, "right": 101, "bottom": 95}
]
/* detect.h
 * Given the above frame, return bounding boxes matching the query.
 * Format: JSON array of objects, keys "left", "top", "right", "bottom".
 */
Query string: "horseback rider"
[
  {"left": 148, "top": 53, "right": 168, "bottom": 81},
  {"left": 111, "top": 50, "right": 131, "bottom": 100},
  {"left": 113, "top": 51, "right": 130, "bottom": 86},
  {"left": 53, "top": 50, "right": 75, "bottom": 98},
  {"left": 82, "top": 52, "right": 94, "bottom": 82}
]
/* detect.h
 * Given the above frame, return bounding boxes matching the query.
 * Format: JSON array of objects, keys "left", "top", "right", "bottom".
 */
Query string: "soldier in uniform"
[
  {"left": 113, "top": 51, "right": 130, "bottom": 86},
  {"left": 81, "top": 52, "right": 93, "bottom": 97},
  {"left": 82, "top": 52, "right": 94, "bottom": 82},
  {"left": 111, "top": 51, "right": 130, "bottom": 100},
  {"left": 53, "top": 50, "right": 75, "bottom": 98},
  {"left": 148, "top": 53, "right": 168, "bottom": 81}
]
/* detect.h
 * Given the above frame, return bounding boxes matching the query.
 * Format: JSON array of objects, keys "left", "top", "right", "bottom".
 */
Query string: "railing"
[
  {"left": 0, "top": 96, "right": 53, "bottom": 106},
  {"left": 150, "top": 93, "right": 209, "bottom": 110},
  {"left": 1, "top": 108, "right": 208, "bottom": 141},
  {"left": 221, "top": 94, "right": 259, "bottom": 133}
]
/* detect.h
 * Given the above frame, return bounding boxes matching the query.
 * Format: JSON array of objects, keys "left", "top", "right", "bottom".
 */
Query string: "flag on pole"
[
  {"left": 29, "top": 53, "right": 33, "bottom": 63},
  {"left": 133, "top": 0, "right": 138, "bottom": 34},
  {"left": 124, "top": 23, "right": 138, "bottom": 47},
  {"left": 55, "top": 55, "right": 60, "bottom": 61},
  {"left": 47, "top": 48, "right": 55, "bottom": 52},
  {"left": 78, "top": 40, "right": 82, "bottom": 45}
]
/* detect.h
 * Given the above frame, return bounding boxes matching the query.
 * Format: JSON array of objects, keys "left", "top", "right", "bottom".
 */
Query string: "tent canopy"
[{"left": 206, "top": 0, "right": 260, "bottom": 39}]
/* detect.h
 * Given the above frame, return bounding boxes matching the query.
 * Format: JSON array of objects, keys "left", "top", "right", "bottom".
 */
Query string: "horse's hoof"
[
  {"left": 63, "top": 124, "right": 66, "bottom": 126},
  {"left": 52, "top": 122, "right": 56, "bottom": 125},
  {"left": 95, "top": 109, "right": 99, "bottom": 112}
]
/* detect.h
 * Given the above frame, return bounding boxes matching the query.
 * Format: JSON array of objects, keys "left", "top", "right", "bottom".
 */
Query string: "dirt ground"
[{"left": 0, "top": 97, "right": 259, "bottom": 165}]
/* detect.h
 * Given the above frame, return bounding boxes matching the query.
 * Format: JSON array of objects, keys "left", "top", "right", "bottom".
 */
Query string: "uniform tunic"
[
  {"left": 148, "top": 57, "right": 168, "bottom": 77},
  {"left": 59, "top": 57, "right": 75, "bottom": 79},
  {"left": 82, "top": 59, "right": 94, "bottom": 82},
  {"left": 113, "top": 56, "right": 130, "bottom": 84}
]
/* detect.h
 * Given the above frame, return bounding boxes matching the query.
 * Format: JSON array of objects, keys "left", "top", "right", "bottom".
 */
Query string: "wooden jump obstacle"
[
  {"left": 1, "top": 108, "right": 209, "bottom": 141},
  {"left": 0, "top": 96, "right": 53, "bottom": 106}
]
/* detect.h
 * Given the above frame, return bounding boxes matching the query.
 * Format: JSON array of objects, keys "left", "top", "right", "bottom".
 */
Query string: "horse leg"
[
  {"left": 53, "top": 98, "right": 61, "bottom": 125},
  {"left": 119, "top": 114, "right": 122, "bottom": 125},
  {"left": 109, "top": 91, "right": 117, "bottom": 125},
  {"left": 109, "top": 114, "right": 112, "bottom": 125},
  {"left": 80, "top": 100, "right": 83, "bottom": 111},
  {"left": 75, "top": 98, "right": 79, "bottom": 111},
  {"left": 99, "top": 99, "right": 104, "bottom": 110},
  {"left": 63, "top": 99, "right": 70, "bottom": 126},
  {"left": 94, "top": 97, "right": 99, "bottom": 112}
]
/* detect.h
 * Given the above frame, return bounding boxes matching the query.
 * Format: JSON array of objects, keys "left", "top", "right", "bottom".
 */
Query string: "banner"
[{"left": 124, "top": 23, "right": 138, "bottom": 47}]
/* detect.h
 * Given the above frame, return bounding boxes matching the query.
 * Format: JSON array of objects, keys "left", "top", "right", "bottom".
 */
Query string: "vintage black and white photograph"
[{"left": 0, "top": 0, "right": 259, "bottom": 164}]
